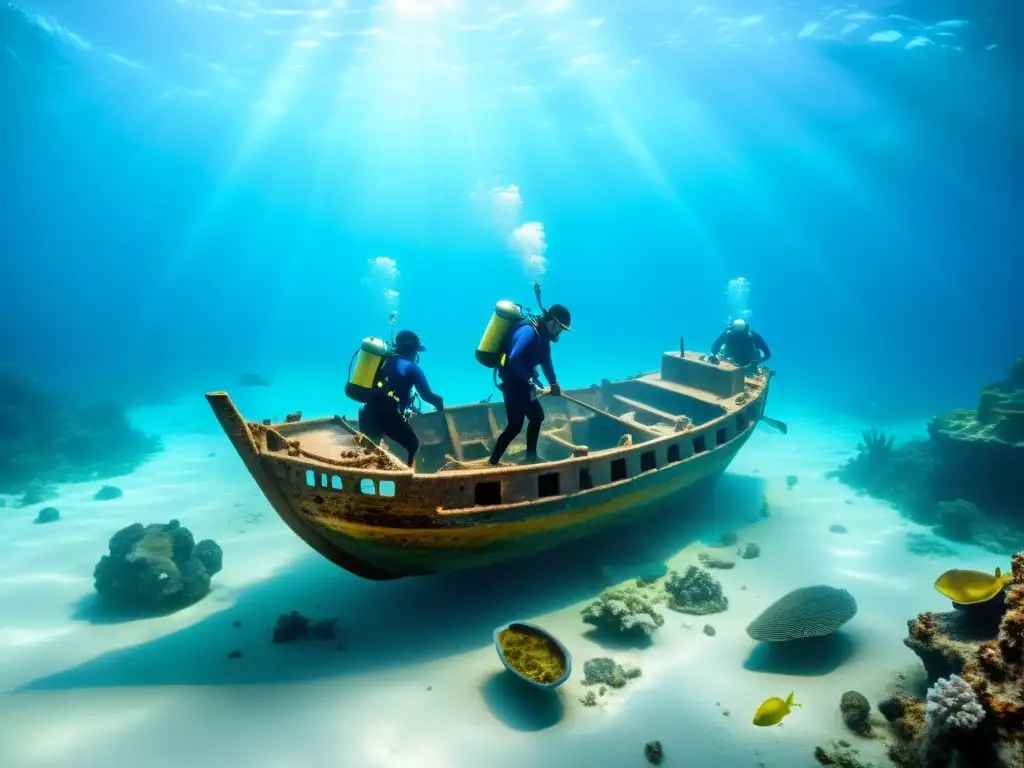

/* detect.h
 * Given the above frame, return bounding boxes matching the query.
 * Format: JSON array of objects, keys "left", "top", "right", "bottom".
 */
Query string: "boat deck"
[{"left": 263, "top": 356, "right": 758, "bottom": 478}]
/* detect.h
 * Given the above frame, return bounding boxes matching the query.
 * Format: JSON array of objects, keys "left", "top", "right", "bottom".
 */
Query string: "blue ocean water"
[{"left": 1, "top": 2, "right": 1022, "bottom": 767}]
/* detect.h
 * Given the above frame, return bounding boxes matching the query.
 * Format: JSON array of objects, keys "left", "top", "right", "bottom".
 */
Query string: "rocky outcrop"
[
  {"left": 93, "top": 520, "right": 223, "bottom": 613},
  {"left": 925, "top": 360, "right": 1024, "bottom": 515},
  {"left": 827, "top": 360, "right": 1024, "bottom": 538}
]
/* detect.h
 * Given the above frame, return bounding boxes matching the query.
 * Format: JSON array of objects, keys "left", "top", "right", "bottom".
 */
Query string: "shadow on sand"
[
  {"left": 742, "top": 632, "right": 858, "bottom": 676},
  {"left": 582, "top": 627, "right": 655, "bottom": 651},
  {"left": 479, "top": 671, "right": 566, "bottom": 731},
  {"left": 21, "top": 473, "right": 767, "bottom": 691},
  {"left": 70, "top": 593, "right": 212, "bottom": 625}
]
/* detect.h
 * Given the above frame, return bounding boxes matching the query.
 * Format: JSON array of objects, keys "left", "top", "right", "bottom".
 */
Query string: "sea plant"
[{"left": 858, "top": 428, "right": 895, "bottom": 465}]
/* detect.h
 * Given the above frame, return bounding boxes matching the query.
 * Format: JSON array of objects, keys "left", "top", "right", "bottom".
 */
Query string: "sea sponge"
[
  {"left": 840, "top": 690, "right": 873, "bottom": 736},
  {"left": 746, "top": 585, "right": 857, "bottom": 642},
  {"left": 582, "top": 657, "right": 641, "bottom": 688},
  {"left": 664, "top": 566, "right": 728, "bottom": 615},
  {"left": 93, "top": 519, "right": 223, "bottom": 612},
  {"left": 581, "top": 584, "right": 665, "bottom": 636},
  {"left": 925, "top": 675, "right": 985, "bottom": 734},
  {"left": 497, "top": 625, "right": 566, "bottom": 685}
]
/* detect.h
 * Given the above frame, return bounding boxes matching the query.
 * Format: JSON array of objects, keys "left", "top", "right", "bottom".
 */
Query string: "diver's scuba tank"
[
  {"left": 476, "top": 300, "right": 524, "bottom": 368},
  {"left": 345, "top": 336, "right": 390, "bottom": 402}
]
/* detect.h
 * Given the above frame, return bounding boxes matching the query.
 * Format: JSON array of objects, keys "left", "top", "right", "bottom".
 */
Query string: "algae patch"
[{"left": 497, "top": 624, "right": 567, "bottom": 685}]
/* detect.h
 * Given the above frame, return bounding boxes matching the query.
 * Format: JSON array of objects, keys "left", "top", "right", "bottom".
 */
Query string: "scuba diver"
[
  {"left": 355, "top": 329, "right": 444, "bottom": 467},
  {"left": 487, "top": 290, "right": 572, "bottom": 466},
  {"left": 710, "top": 318, "right": 771, "bottom": 368}
]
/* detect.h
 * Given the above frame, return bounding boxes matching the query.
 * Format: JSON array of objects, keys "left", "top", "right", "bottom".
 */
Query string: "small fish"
[
  {"left": 934, "top": 567, "right": 1013, "bottom": 605},
  {"left": 753, "top": 691, "right": 800, "bottom": 727}
]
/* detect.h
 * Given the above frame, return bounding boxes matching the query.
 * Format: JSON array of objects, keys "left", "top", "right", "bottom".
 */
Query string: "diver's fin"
[{"left": 761, "top": 416, "right": 788, "bottom": 435}]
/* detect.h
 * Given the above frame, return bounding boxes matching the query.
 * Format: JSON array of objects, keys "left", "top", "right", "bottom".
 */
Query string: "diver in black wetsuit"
[
  {"left": 710, "top": 319, "right": 771, "bottom": 368},
  {"left": 488, "top": 304, "right": 572, "bottom": 466}
]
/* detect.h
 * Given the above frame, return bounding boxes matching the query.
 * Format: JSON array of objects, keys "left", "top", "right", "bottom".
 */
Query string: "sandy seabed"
[{"left": 0, "top": 398, "right": 1006, "bottom": 768}]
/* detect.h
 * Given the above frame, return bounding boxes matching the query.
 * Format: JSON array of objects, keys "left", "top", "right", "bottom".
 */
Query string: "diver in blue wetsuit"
[
  {"left": 358, "top": 330, "right": 444, "bottom": 466},
  {"left": 488, "top": 304, "right": 572, "bottom": 466}
]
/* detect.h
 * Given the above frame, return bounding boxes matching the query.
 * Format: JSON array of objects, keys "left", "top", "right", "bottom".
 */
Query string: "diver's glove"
[{"left": 548, "top": 382, "right": 562, "bottom": 397}]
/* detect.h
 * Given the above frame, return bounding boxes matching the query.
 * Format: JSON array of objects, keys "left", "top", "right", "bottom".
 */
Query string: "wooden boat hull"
[
  {"left": 301, "top": 427, "right": 751, "bottom": 575},
  {"left": 208, "top": 347, "right": 773, "bottom": 580}
]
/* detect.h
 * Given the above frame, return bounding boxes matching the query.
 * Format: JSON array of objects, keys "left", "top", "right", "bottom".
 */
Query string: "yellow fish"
[
  {"left": 934, "top": 567, "right": 1013, "bottom": 605},
  {"left": 753, "top": 691, "right": 800, "bottom": 727}
]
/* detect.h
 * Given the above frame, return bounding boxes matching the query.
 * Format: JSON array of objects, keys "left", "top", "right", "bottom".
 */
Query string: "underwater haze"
[{"left": 2, "top": 1, "right": 1023, "bottom": 767}]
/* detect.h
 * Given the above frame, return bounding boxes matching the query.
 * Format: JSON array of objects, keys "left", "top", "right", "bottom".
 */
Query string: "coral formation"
[
  {"left": 93, "top": 520, "right": 223, "bottom": 613},
  {"left": 581, "top": 583, "right": 666, "bottom": 636},
  {"left": 925, "top": 674, "right": 985, "bottom": 734},
  {"left": 840, "top": 690, "right": 873, "bottom": 736},
  {"left": 890, "top": 551, "right": 1024, "bottom": 767},
  {"left": 904, "top": 609, "right": 996, "bottom": 683},
  {"left": 915, "top": 675, "right": 989, "bottom": 766},
  {"left": 0, "top": 366, "right": 161, "bottom": 498},
  {"left": 582, "top": 657, "right": 640, "bottom": 688},
  {"left": 497, "top": 625, "right": 567, "bottom": 685},
  {"left": 664, "top": 566, "right": 728, "bottom": 615},
  {"left": 746, "top": 585, "right": 857, "bottom": 642}
]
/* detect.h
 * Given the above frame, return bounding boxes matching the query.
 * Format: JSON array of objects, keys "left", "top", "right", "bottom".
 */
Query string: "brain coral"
[{"left": 746, "top": 585, "right": 857, "bottom": 642}]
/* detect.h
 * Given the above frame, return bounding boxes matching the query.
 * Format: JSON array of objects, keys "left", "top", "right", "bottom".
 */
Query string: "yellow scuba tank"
[
  {"left": 476, "top": 300, "right": 523, "bottom": 368},
  {"left": 345, "top": 336, "right": 390, "bottom": 403}
]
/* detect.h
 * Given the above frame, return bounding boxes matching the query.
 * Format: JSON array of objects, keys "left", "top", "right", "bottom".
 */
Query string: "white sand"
[{"left": 0, "top": 402, "right": 1007, "bottom": 768}]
